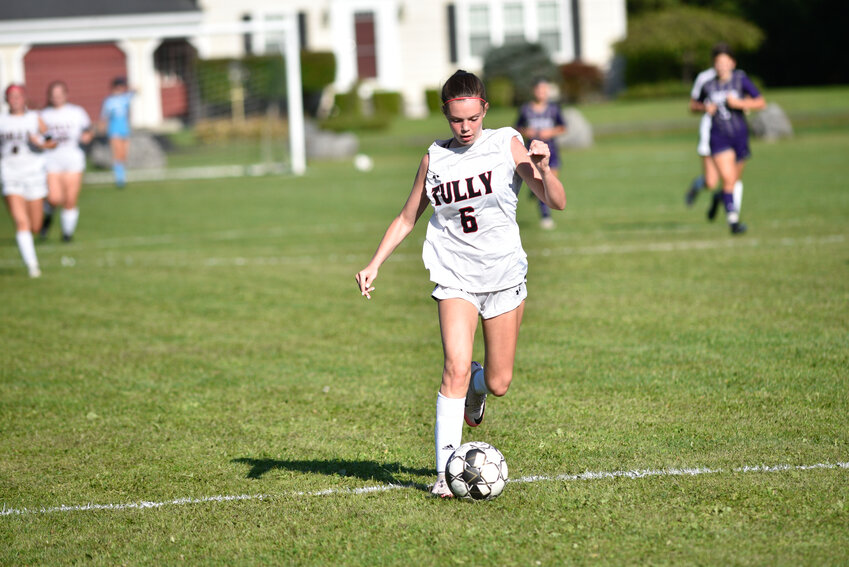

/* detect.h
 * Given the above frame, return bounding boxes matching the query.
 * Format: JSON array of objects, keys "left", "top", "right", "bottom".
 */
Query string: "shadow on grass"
[{"left": 232, "top": 457, "right": 432, "bottom": 492}]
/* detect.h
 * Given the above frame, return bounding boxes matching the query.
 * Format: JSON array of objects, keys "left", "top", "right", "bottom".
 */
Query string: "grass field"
[{"left": 2, "top": 88, "right": 848, "bottom": 565}]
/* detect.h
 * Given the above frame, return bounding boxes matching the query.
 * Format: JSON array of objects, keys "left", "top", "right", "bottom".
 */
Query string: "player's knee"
[
  {"left": 485, "top": 371, "right": 513, "bottom": 397},
  {"left": 441, "top": 361, "right": 471, "bottom": 392}
]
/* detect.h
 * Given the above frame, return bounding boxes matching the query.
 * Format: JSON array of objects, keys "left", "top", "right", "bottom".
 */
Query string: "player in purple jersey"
[
  {"left": 355, "top": 71, "right": 565, "bottom": 497},
  {"left": 515, "top": 78, "right": 566, "bottom": 229},
  {"left": 693, "top": 44, "right": 765, "bottom": 234}
]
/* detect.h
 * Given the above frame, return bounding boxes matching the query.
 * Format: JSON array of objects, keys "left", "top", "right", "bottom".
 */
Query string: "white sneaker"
[
  {"left": 430, "top": 474, "right": 453, "bottom": 498},
  {"left": 28, "top": 265, "right": 42, "bottom": 278},
  {"left": 540, "top": 217, "right": 555, "bottom": 230},
  {"left": 464, "top": 361, "right": 486, "bottom": 427}
]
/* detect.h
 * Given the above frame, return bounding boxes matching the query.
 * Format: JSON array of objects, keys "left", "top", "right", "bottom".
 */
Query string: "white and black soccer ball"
[{"left": 445, "top": 441, "right": 508, "bottom": 500}]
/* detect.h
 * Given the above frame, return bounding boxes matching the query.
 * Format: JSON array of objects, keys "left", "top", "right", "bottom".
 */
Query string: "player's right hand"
[{"left": 355, "top": 268, "right": 377, "bottom": 299}]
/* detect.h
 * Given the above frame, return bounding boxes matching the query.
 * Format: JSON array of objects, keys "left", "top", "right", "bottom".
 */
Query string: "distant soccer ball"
[
  {"left": 353, "top": 153, "right": 374, "bottom": 172},
  {"left": 445, "top": 441, "right": 508, "bottom": 500}
]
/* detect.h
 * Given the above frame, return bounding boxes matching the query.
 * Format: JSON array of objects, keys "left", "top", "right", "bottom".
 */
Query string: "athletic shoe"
[
  {"left": 540, "top": 217, "right": 555, "bottom": 230},
  {"left": 706, "top": 191, "right": 721, "bottom": 221},
  {"left": 28, "top": 265, "right": 41, "bottom": 278},
  {"left": 39, "top": 213, "right": 53, "bottom": 239},
  {"left": 61, "top": 234, "right": 73, "bottom": 243},
  {"left": 730, "top": 222, "right": 747, "bottom": 235},
  {"left": 430, "top": 474, "right": 454, "bottom": 498},
  {"left": 464, "top": 361, "right": 486, "bottom": 427},
  {"left": 685, "top": 178, "right": 702, "bottom": 207}
]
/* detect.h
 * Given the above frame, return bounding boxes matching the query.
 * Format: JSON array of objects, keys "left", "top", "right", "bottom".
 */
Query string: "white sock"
[
  {"left": 733, "top": 181, "right": 743, "bottom": 213},
  {"left": 16, "top": 230, "right": 38, "bottom": 269},
  {"left": 471, "top": 364, "right": 488, "bottom": 395},
  {"left": 61, "top": 207, "right": 79, "bottom": 237},
  {"left": 435, "top": 392, "right": 465, "bottom": 473}
]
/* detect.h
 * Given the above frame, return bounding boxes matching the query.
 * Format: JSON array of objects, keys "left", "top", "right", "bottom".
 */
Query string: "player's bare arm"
[
  {"left": 356, "top": 153, "right": 431, "bottom": 298},
  {"left": 511, "top": 137, "right": 565, "bottom": 211}
]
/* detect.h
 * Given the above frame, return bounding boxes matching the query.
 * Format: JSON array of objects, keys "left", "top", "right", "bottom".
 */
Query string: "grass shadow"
[{"left": 232, "top": 457, "right": 432, "bottom": 492}]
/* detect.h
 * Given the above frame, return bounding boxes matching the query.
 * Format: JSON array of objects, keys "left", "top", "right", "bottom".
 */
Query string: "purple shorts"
[{"left": 710, "top": 130, "right": 750, "bottom": 162}]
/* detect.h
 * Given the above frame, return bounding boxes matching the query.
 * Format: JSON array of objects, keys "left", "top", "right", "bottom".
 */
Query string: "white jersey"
[
  {"left": 691, "top": 68, "right": 716, "bottom": 156},
  {"left": 41, "top": 103, "right": 90, "bottom": 168},
  {"left": 0, "top": 111, "right": 45, "bottom": 183},
  {"left": 422, "top": 127, "right": 527, "bottom": 292}
]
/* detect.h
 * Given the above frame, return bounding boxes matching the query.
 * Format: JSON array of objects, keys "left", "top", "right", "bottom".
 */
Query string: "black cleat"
[
  {"left": 39, "top": 212, "right": 53, "bottom": 239},
  {"left": 61, "top": 233, "right": 73, "bottom": 243},
  {"left": 730, "top": 222, "right": 747, "bottom": 235},
  {"left": 706, "top": 191, "right": 721, "bottom": 221},
  {"left": 685, "top": 178, "right": 702, "bottom": 207}
]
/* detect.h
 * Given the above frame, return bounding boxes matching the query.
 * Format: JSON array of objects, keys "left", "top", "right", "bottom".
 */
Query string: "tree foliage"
[
  {"left": 615, "top": 6, "right": 763, "bottom": 85},
  {"left": 482, "top": 42, "right": 558, "bottom": 106}
]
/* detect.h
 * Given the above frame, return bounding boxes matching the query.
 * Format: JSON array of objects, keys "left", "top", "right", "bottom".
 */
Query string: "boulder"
[
  {"left": 749, "top": 103, "right": 793, "bottom": 141},
  {"left": 556, "top": 107, "right": 594, "bottom": 149},
  {"left": 89, "top": 132, "right": 167, "bottom": 169},
  {"left": 304, "top": 120, "right": 359, "bottom": 160}
]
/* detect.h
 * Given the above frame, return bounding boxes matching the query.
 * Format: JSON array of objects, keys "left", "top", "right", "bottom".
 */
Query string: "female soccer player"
[
  {"left": 693, "top": 44, "right": 765, "bottom": 234},
  {"left": 684, "top": 66, "right": 720, "bottom": 210},
  {"left": 99, "top": 77, "right": 134, "bottom": 188},
  {"left": 1, "top": 84, "right": 55, "bottom": 277},
  {"left": 40, "top": 81, "right": 93, "bottom": 242},
  {"left": 355, "top": 70, "right": 566, "bottom": 497},
  {"left": 515, "top": 77, "right": 566, "bottom": 229}
]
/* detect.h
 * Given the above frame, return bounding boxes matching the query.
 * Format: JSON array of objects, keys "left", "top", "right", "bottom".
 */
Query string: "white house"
[{"left": 0, "top": 0, "right": 626, "bottom": 123}]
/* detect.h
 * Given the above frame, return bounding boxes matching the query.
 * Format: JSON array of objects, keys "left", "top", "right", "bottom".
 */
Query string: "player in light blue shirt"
[{"left": 100, "top": 77, "right": 134, "bottom": 188}]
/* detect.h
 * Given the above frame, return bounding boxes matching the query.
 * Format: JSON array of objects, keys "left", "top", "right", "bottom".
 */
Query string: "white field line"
[
  {"left": 2, "top": 460, "right": 846, "bottom": 518},
  {"left": 3, "top": 233, "right": 842, "bottom": 270}
]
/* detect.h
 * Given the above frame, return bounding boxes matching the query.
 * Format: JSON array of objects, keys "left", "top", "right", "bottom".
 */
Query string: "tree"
[{"left": 615, "top": 6, "right": 763, "bottom": 85}]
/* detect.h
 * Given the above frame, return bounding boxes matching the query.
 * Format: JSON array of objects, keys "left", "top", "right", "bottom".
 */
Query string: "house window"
[
  {"left": 461, "top": 0, "right": 566, "bottom": 61},
  {"left": 503, "top": 2, "right": 525, "bottom": 45},
  {"left": 263, "top": 13, "right": 286, "bottom": 54},
  {"left": 354, "top": 11, "right": 378, "bottom": 79},
  {"left": 468, "top": 3, "right": 490, "bottom": 58},
  {"left": 537, "top": 1, "right": 562, "bottom": 54}
]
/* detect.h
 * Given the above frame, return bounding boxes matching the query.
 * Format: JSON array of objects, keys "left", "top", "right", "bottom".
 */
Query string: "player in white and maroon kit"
[
  {"left": 1, "top": 84, "right": 54, "bottom": 277},
  {"left": 355, "top": 71, "right": 566, "bottom": 497},
  {"left": 684, "top": 66, "right": 721, "bottom": 210},
  {"left": 40, "top": 81, "right": 93, "bottom": 242}
]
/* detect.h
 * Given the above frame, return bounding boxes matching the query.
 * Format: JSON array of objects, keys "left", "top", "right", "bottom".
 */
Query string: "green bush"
[
  {"left": 425, "top": 89, "right": 441, "bottom": 114},
  {"left": 300, "top": 51, "right": 336, "bottom": 92},
  {"left": 244, "top": 55, "right": 286, "bottom": 101},
  {"left": 485, "top": 77, "right": 515, "bottom": 108},
  {"left": 559, "top": 61, "right": 604, "bottom": 103},
  {"left": 195, "top": 59, "right": 232, "bottom": 105},
  {"left": 372, "top": 90, "right": 403, "bottom": 116},
  {"left": 615, "top": 6, "right": 764, "bottom": 85},
  {"left": 617, "top": 80, "right": 692, "bottom": 100},
  {"left": 482, "top": 41, "right": 558, "bottom": 105}
]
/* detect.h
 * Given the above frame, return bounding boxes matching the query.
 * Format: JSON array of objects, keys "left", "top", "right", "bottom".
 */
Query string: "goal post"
[{"left": 197, "top": 16, "right": 305, "bottom": 175}]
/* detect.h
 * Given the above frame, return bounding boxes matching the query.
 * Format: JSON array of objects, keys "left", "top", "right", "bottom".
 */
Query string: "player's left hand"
[
  {"left": 527, "top": 139, "right": 550, "bottom": 172},
  {"left": 726, "top": 94, "right": 742, "bottom": 110}
]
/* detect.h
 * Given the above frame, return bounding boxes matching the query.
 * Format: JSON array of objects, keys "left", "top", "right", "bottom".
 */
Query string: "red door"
[{"left": 354, "top": 12, "right": 377, "bottom": 79}]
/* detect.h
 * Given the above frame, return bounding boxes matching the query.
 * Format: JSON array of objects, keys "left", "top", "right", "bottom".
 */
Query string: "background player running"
[
  {"left": 515, "top": 77, "right": 567, "bottom": 229},
  {"left": 692, "top": 43, "right": 765, "bottom": 234},
  {"left": 1, "top": 84, "right": 55, "bottom": 277},
  {"left": 40, "top": 81, "right": 93, "bottom": 242},
  {"left": 99, "top": 77, "right": 134, "bottom": 188},
  {"left": 355, "top": 70, "right": 566, "bottom": 498}
]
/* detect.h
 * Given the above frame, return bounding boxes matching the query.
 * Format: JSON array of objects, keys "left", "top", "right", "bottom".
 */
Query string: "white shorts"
[
  {"left": 432, "top": 281, "right": 527, "bottom": 319},
  {"left": 697, "top": 113, "right": 712, "bottom": 157},
  {"left": 2, "top": 175, "right": 48, "bottom": 200},
  {"left": 46, "top": 147, "right": 86, "bottom": 173}
]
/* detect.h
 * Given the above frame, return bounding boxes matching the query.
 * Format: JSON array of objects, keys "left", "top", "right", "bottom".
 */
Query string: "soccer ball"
[{"left": 445, "top": 441, "right": 508, "bottom": 500}]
